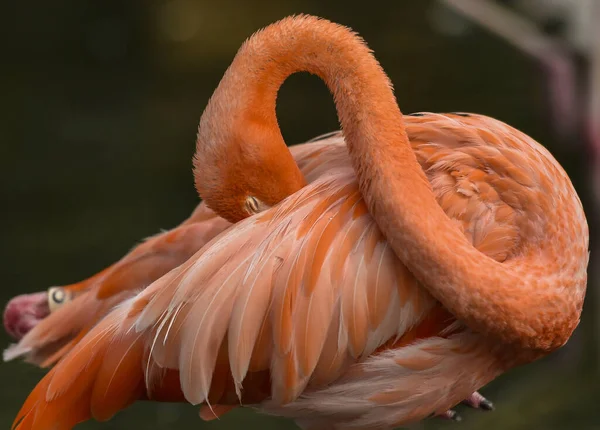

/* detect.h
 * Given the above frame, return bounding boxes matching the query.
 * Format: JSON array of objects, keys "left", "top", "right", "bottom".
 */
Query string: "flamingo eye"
[
  {"left": 245, "top": 196, "right": 261, "bottom": 214},
  {"left": 48, "top": 287, "right": 70, "bottom": 313}
]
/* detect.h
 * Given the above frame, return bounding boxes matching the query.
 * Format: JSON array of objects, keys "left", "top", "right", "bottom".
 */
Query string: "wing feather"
[{"left": 140, "top": 166, "right": 435, "bottom": 406}]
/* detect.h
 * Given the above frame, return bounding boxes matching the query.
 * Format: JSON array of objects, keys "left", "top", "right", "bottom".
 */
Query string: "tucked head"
[{"left": 193, "top": 110, "right": 306, "bottom": 223}]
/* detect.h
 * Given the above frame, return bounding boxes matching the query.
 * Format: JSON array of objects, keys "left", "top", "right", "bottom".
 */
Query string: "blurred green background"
[{"left": 1, "top": 0, "right": 598, "bottom": 429}]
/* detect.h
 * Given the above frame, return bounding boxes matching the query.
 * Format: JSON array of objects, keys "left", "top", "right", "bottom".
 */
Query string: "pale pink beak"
[{"left": 3, "top": 292, "right": 50, "bottom": 340}]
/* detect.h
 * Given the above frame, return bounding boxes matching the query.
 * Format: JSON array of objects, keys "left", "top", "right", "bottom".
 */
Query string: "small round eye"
[
  {"left": 245, "top": 196, "right": 260, "bottom": 214},
  {"left": 48, "top": 287, "right": 70, "bottom": 313}
]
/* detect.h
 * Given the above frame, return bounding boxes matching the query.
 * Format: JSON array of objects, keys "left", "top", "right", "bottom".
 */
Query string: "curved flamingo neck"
[
  {"left": 195, "top": 15, "right": 588, "bottom": 353},
  {"left": 194, "top": 15, "right": 419, "bottom": 222}
]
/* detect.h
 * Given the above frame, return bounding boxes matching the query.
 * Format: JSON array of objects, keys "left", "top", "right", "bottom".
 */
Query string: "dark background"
[{"left": 1, "top": 1, "right": 597, "bottom": 429}]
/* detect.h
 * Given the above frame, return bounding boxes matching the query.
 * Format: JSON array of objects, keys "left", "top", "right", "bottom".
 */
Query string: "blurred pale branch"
[
  {"left": 439, "top": 0, "right": 580, "bottom": 138},
  {"left": 439, "top": 0, "right": 567, "bottom": 57}
]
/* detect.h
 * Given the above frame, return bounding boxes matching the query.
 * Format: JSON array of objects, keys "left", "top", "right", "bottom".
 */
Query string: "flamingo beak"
[{"left": 3, "top": 292, "right": 50, "bottom": 340}]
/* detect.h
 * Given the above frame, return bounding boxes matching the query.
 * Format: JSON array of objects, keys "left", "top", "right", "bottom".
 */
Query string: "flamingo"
[{"left": 10, "top": 14, "right": 588, "bottom": 430}]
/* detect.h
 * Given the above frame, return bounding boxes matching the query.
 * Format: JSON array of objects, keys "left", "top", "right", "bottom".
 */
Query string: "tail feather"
[
  {"left": 199, "top": 404, "right": 237, "bottom": 421},
  {"left": 38, "top": 330, "right": 88, "bottom": 368},
  {"left": 12, "top": 362, "right": 97, "bottom": 430},
  {"left": 13, "top": 301, "right": 145, "bottom": 430},
  {"left": 90, "top": 330, "right": 146, "bottom": 421}
]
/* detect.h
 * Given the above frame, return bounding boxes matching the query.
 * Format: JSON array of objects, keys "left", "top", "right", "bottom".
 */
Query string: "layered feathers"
[{"left": 11, "top": 113, "right": 545, "bottom": 429}]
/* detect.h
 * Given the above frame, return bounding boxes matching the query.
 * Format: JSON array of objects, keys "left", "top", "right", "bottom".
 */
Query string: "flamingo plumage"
[{"left": 8, "top": 15, "right": 588, "bottom": 430}]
